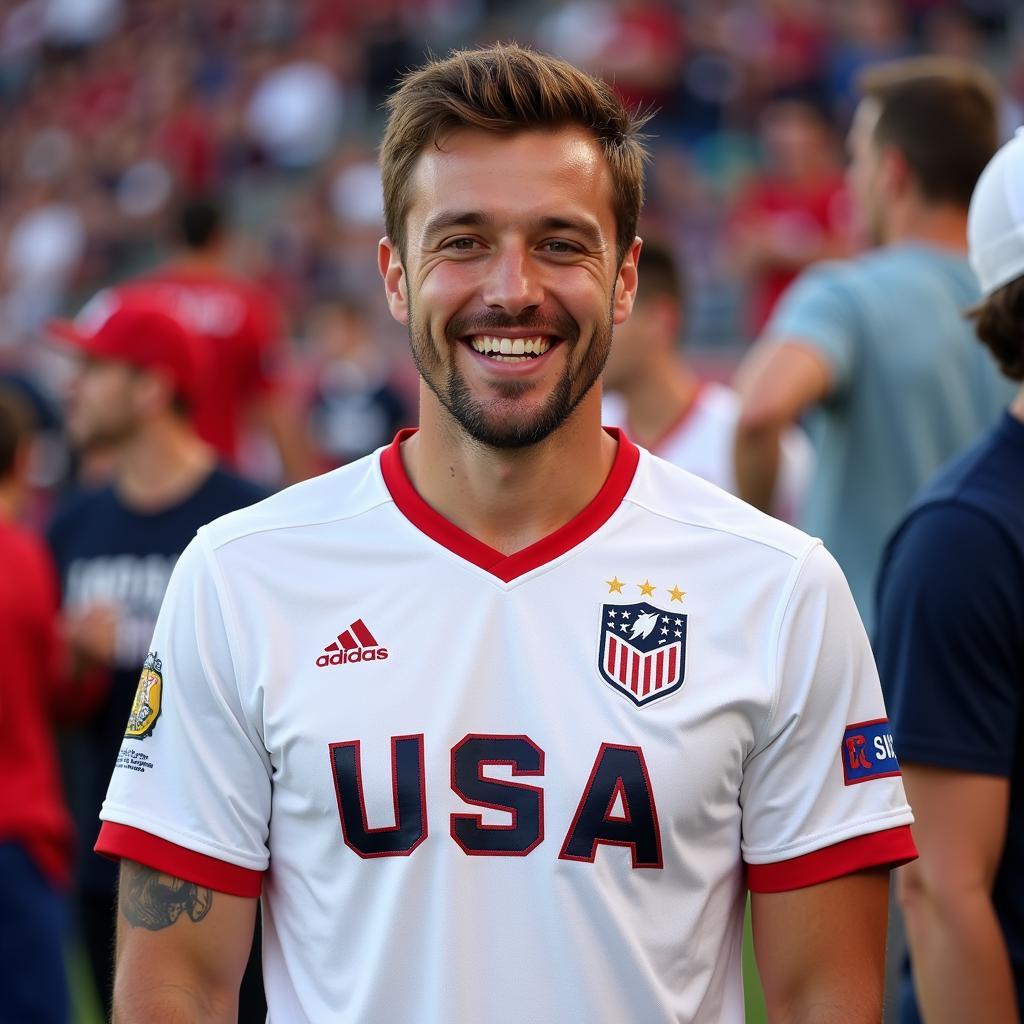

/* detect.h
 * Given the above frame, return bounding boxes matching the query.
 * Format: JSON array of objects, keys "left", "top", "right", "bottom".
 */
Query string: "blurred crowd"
[
  {"left": 2, "top": 0, "right": 1024, "bottom": 1020},
  {"left": 0, "top": 1, "right": 1022, "bottom": 487}
]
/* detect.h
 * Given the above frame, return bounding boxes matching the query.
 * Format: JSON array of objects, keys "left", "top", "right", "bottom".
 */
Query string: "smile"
[{"left": 468, "top": 335, "right": 554, "bottom": 362}]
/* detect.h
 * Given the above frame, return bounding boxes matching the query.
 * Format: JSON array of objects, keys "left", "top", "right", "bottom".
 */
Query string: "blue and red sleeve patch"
[{"left": 841, "top": 719, "right": 901, "bottom": 786}]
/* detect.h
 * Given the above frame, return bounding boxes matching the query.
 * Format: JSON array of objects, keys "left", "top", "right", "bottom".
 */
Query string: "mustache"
[{"left": 446, "top": 309, "right": 579, "bottom": 342}]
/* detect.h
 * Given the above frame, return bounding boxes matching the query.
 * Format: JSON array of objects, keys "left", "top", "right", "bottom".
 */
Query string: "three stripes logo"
[{"left": 315, "top": 619, "right": 389, "bottom": 668}]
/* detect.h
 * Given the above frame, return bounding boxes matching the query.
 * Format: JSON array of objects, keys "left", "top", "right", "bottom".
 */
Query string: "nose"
[{"left": 480, "top": 242, "right": 543, "bottom": 317}]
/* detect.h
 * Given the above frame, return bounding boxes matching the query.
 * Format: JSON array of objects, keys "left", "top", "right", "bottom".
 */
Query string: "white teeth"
[{"left": 469, "top": 336, "right": 553, "bottom": 358}]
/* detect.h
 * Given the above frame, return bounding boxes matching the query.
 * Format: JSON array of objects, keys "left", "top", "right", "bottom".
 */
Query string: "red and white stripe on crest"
[{"left": 605, "top": 635, "right": 679, "bottom": 697}]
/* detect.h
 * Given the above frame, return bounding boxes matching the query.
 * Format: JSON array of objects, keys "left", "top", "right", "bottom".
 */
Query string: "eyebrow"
[{"left": 420, "top": 211, "right": 605, "bottom": 249}]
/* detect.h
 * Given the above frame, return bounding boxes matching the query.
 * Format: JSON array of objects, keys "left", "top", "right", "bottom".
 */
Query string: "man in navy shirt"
[
  {"left": 46, "top": 293, "right": 266, "bottom": 1018},
  {"left": 875, "top": 130, "right": 1024, "bottom": 1022}
]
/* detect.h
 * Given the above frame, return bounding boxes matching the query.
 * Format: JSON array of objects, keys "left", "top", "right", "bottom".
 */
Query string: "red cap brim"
[{"left": 46, "top": 319, "right": 93, "bottom": 350}]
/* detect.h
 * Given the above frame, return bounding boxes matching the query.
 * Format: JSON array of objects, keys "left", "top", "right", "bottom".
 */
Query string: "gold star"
[
  {"left": 606, "top": 576, "right": 625, "bottom": 594},
  {"left": 638, "top": 579, "right": 656, "bottom": 597},
  {"left": 668, "top": 585, "right": 686, "bottom": 603}
]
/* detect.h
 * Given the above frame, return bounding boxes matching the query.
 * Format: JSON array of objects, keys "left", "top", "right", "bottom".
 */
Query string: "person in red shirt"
[
  {"left": 121, "top": 199, "right": 314, "bottom": 482},
  {"left": 0, "top": 390, "right": 74, "bottom": 1024},
  {"left": 730, "top": 100, "right": 853, "bottom": 338}
]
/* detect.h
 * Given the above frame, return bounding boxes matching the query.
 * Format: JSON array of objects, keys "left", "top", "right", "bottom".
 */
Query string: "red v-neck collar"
[{"left": 379, "top": 427, "right": 640, "bottom": 583}]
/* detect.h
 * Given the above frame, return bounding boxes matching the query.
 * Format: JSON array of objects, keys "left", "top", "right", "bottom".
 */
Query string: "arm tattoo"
[{"left": 119, "top": 861, "right": 214, "bottom": 931}]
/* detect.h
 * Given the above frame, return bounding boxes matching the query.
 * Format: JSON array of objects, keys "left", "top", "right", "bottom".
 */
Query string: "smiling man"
[{"left": 98, "top": 45, "right": 915, "bottom": 1024}]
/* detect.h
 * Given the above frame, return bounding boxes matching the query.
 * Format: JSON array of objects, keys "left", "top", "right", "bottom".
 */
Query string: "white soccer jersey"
[
  {"left": 603, "top": 382, "right": 814, "bottom": 523},
  {"left": 98, "top": 428, "right": 914, "bottom": 1024}
]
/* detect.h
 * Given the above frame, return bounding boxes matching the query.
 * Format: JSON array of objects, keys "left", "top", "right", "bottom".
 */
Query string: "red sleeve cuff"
[
  {"left": 95, "top": 822, "right": 264, "bottom": 898},
  {"left": 746, "top": 824, "right": 917, "bottom": 893}
]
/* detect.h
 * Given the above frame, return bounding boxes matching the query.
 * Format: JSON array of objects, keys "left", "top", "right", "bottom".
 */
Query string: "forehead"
[{"left": 406, "top": 127, "right": 615, "bottom": 239}]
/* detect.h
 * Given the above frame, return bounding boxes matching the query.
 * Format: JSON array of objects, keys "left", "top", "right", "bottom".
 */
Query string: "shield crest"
[
  {"left": 125, "top": 652, "right": 163, "bottom": 739},
  {"left": 598, "top": 602, "right": 686, "bottom": 706}
]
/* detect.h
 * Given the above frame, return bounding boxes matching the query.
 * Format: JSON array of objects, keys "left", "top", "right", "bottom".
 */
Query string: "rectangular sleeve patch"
[{"left": 841, "top": 719, "right": 901, "bottom": 785}]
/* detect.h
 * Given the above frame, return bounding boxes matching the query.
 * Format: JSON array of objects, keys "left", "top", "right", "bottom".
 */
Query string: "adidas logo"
[{"left": 315, "top": 619, "right": 389, "bottom": 667}]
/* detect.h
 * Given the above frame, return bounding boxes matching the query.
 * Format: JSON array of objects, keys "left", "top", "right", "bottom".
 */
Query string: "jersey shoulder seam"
[
  {"left": 621, "top": 494, "right": 812, "bottom": 561},
  {"left": 202, "top": 493, "right": 395, "bottom": 553}
]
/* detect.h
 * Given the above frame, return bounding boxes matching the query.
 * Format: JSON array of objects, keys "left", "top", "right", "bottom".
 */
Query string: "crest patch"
[
  {"left": 125, "top": 651, "right": 163, "bottom": 739},
  {"left": 598, "top": 602, "right": 686, "bottom": 706}
]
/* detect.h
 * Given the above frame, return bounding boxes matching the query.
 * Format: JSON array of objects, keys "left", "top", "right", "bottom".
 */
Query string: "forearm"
[
  {"left": 734, "top": 422, "right": 781, "bottom": 512},
  {"left": 902, "top": 884, "right": 1018, "bottom": 1023}
]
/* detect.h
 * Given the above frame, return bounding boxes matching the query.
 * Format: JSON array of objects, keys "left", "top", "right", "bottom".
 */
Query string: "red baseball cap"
[{"left": 48, "top": 289, "right": 205, "bottom": 404}]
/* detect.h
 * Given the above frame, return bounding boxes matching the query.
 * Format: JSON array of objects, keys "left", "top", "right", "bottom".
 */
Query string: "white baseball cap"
[{"left": 968, "top": 126, "right": 1024, "bottom": 297}]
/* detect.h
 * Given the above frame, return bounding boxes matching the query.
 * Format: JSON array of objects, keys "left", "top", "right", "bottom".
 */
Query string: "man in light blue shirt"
[{"left": 735, "top": 58, "right": 1014, "bottom": 634}]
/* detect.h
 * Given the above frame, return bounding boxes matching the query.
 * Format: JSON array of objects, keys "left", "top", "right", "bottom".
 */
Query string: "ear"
[
  {"left": 880, "top": 147, "right": 910, "bottom": 199},
  {"left": 379, "top": 237, "right": 409, "bottom": 325},
  {"left": 612, "top": 237, "right": 643, "bottom": 326},
  {"left": 133, "top": 367, "right": 175, "bottom": 417}
]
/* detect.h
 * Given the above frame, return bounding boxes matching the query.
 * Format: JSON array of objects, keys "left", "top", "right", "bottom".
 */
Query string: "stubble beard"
[{"left": 407, "top": 300, "right": 614, "bottom": 450}]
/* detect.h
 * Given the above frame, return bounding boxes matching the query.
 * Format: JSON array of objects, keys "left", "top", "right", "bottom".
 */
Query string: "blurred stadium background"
[{"left": 1, "top": 0, "right": 1019, "bottom": 1019}]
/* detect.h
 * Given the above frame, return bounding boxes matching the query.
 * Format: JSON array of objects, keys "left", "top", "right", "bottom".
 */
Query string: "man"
[
  {"left": 729, "top": 100, "right": 851, "bottom": 337},
  {"left": 602, "top": 238, "right": 813, "bottom": 522},
  {"left": 875, "top": 129, "right": 1024, "bottom": 1024},
  {"left": 0, "top": 391, "right": 73, "bottom": 1024},
  {"left": 46, "top": 294, "right": 266, "bottom": 1016},
  {"left": 97, "top": 45, "right": 915, "bottom": 1023},
  {"left": 734, "top": 58, "right": 1015, "bottom": 633},
  {"left": 121, "top": 198, "right": 313, "bottom": 482}
]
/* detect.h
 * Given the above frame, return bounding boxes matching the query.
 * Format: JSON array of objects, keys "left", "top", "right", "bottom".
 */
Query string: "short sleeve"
[
  {"left": 95, "top": 532, "right": 270, "bottom": 897},
  {"left": 875, "top": 503, "right": 1024, "bottom": 777},
  {"left": 764, "top": 263, "right": 860, "bottom": 394},
  {"left": 741, "top": 544, "right": 916, "bottom": 893}
]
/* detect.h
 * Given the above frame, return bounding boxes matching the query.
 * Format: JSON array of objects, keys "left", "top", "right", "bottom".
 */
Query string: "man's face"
[
  {"left": 380, "top": 127, "right": 640, "bottom": 449},
  {"left": 846, "top": 98, "right": 887, "bottom": 246},
  {"left": 65, "top": 356, "right": 142, "bottom": 450}
]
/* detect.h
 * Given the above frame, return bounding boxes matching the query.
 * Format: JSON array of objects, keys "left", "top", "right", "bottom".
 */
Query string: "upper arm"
[
  {"left": 899, "top": 765, "right": 1009, "bottom": 896},
  {"left": 115, "top": 859, "right": 256, "bottom": 1021},
  {"left": 752, "top": 868, "right": 890, "bottom": 1020},
  {"left": 734, "top": 339, "right": 832, "bottom": 432},
  {"left": 735, "top": 265, "right": 860, "bottom": 431}
]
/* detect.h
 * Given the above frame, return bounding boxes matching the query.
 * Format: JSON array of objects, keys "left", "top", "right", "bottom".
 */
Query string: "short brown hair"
[
  {"left": 967, "top": 277, "right": 1024, "bottom": 381},
  {"left": 859, "top": 57, "right": 999, "bottom": 209},
  {"left": 0, "top": 389, "right": 33, "bottom": 480},
  {"left": 380, "top": 43, "right": 650, "bottom": 262}
]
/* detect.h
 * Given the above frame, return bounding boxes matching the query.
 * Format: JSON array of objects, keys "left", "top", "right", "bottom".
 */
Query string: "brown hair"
[
  {"left": 0, "top": 389, "right": 33, "bottom": 480},
  {"left": 967, "top": 277, "right": 1024, "bottom": 381},
  {"left": 859, "top": 57, "right": 999, "bottom": 209},
  {"left": 380, "top": 43, "right": 651, "bottom": 262}
]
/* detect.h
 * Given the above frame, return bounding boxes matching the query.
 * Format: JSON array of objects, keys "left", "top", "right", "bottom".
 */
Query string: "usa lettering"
[{"left": 329, "top": 734, "right": 663, "bottom": 868}]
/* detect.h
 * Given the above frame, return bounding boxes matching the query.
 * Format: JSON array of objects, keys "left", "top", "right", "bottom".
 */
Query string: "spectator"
[
  {"left": 729, "top": 99, "right": 852, "bottom": 336},
  {"left": 45, "top": 293, "right": 266, "bottom": 1017},
  {"left": 602, "top": 238, "right": 812, "bottom": 521},
  {"left": 875, "top": 126, "right": 1024, "bottom": 1024},
  {"left": 734, "top": 57, "right": 1015, "bottom": 633},
  {"left": 120, "top": 197, "right": 315, "bottom": 483},
  {"left": 0, "top": 388, "right": 73, "bottom": 1024},
  {"left": 303, "top": 296, "right": 411, "bottom": 468}
]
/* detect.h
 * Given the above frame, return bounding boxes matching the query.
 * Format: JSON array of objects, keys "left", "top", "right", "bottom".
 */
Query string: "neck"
[
  {"left": 0, "top": 481, "right": 20, "bottom": 522},
  {"left": 403, "top": 384, "right": 617, "bottom": 555},
  {"left": 885, "top": 200, "right": 968, "bottom": 254},
  {"left": 617, "top": 355, "right": 700, "bottom": 451},
  {"left": 112, "top": 418, "right": 216, "bottom": 512},
  {"left": 171, "top": 248, "right": 223, "bottom": 272},
  {"left": 1010, "top": 386, "right": 1024, "bottom": 423}
]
